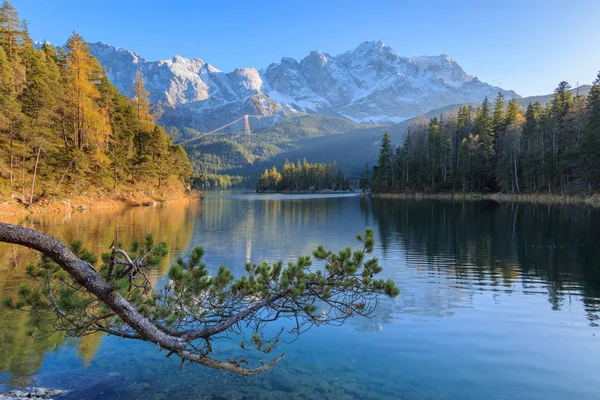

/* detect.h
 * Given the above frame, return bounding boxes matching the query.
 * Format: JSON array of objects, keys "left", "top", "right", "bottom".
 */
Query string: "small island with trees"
[{"left": 256, "top": 159, "right": 351, "bottom": 193}]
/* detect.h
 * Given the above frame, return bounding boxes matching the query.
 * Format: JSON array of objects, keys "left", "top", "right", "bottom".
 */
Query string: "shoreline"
[
  {"left": 0, "top": 187, "right": 202, "bottom": 216},
  {"left": 368, "top": 191, "right": 600, "bottom": 206},
  {"left": 254, "top": 190, "right": 358, "bottom": 195}
]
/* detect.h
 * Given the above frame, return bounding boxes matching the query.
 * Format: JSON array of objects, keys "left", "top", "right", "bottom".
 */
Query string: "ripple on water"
[{"left": 1, "top": 196, "right": 600, "bottom": 399}]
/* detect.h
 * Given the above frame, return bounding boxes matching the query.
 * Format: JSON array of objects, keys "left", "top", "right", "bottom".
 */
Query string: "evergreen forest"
[
  {"left": 365, "top": 77, "right": 600, "bottom": 195},
  {"left": 0, "top": 2, "right": 192, "bottom": 205}
]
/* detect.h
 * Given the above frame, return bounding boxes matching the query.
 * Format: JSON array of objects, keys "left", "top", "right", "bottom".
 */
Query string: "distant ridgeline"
[
  {"left": 256, "top": 159, "right": 351, "bottom": 193},
  {"left": 364, "top": 77, "right": 600, "bottom": 195},
  {"left": 0, "top": 2, "right": 191, "bottom": 205}
]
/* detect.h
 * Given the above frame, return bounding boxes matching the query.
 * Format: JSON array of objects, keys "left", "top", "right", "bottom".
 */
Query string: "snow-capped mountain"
[{"left": 86, "top": 40, "right": 518, "bottom": 131}]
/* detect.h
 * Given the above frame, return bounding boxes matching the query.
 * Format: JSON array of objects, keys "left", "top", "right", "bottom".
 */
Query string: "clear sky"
[{"left": 10, "top": 0, "right": 600, "bottom": 97}]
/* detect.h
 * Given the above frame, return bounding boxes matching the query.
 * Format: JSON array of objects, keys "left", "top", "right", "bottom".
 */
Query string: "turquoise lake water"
[{"left": 1, "top": 193, "right": 599, "bottom": 399}]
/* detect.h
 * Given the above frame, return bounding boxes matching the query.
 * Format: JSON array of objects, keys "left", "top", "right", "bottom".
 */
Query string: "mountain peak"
[
  {"left": 358, "top": 40, "right": 385, "bottom": 49},
  {"left": 83, "top": 40, "right": 518, "bottom": 130},
  {"left": 302, "top": 50, "right": 329, "bottom": 67},
  {"left": 89, "top": 42, "right": 146, "bottom": 64},
  {"left": 280, "top": 57, "right": 299, "bottom": 65},
  {"left": 350, "top": 40, "right": 395, "bottom": 57},
  {"left": 408, "top": 54, "right": 472, "bottom": 87}
]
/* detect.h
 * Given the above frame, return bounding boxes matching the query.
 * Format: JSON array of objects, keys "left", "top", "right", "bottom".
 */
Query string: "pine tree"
[
  {"left": 402, "top": 127, "right": 413, "bottom": 186},
  {"left": 0, "top": 45, "right": 22, "bottom": 190},
  {"left": 455, "top": 106, "right": 473, "bottom": 190},
  {"left": 582, "top": 72, "right": 600, "bottom": 189},
  {"left": 359, "top": 163, "right": 370, "bottom": 189},
  {"left": 492, "top": 92, "right": 506, "bottom": 171},
  {"left": 550, "top": 81, "right": 574, "bottom": 191},
  {"left": 521, "top": 102, "right": 544, "bottom": 191},
  {"left": 0, "top": 1, "right": 23, "bottom": 57},
  {"left": 281, "top": 160, "right": 294, "bottom": 190},
  {"left": 458, "top": 138, "right": 470, "bottom": 192},
  {"left": 473, "top": 97, "right": 494, "bottom": 189},
  {"left": 427, "top": 117, "right": 440, "bottom": 190},
  {"left": 492, "top": 92, "right": 506, "bottom": 134},
  {"left": 505, "top": 99, "right": 522, "bottom": 126},
  {"left": 375, "top": 132, "right": 393, "bottom": 191},
  {"left": 18, "top": 41, "right": 64, "bottom": 202}
]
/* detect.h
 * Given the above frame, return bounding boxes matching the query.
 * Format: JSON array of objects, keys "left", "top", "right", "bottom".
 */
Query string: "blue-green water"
[{"left": 1, "top": 193, "right": 600, "bottom": 399}]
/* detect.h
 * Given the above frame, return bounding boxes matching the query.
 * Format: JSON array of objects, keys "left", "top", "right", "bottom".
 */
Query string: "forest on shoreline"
[
  {"left": 363, "top": 75, "right": 600, "bottom": 196},
  {"left": 4, "top": 0, "right": 600, "bottom": 207},
  {"left": 0, "top": 2, "right": 192, "bottom": 209}
]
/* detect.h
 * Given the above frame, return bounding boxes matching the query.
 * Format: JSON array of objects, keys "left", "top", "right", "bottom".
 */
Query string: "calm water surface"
[{"left": 1, "top": 193, "right": 599, "bottom": 399}]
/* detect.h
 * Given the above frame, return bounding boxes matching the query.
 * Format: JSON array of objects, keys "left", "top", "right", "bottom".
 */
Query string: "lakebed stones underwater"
[{"left": 0, "top": 388, "right": 69, "bottom": 400}]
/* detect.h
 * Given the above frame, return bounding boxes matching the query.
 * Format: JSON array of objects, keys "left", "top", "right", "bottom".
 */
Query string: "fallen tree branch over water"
[{"left": 0, "top": 222, "right": 398, "bottom": 375}]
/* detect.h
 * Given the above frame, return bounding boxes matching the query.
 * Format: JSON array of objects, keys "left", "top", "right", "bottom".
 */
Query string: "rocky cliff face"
[{"left": 86, "top": 40, "right": 518, "bottom": 131}]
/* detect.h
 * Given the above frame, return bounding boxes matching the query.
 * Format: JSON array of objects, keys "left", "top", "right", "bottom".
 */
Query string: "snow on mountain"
[
  {"left": 409, "top": 54, "right": 472, "bottom": 88},
  {"left": 85, "top": 40, "right": 518, "bottom": 131}
]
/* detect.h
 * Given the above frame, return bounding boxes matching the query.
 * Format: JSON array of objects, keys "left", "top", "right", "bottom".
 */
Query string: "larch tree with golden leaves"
[
  {"left": 134, "top": 69, "right": 153, "bottom": 130},
  {"left": 64, "top": 32, "right": 103, "bottom": 153}
]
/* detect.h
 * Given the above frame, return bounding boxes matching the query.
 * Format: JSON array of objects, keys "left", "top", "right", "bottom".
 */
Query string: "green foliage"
[
  {"left": 4, "top": 228, "right": 398, "bottom": 373},
  {"left": 582, "top": 72, "right": 600, "bottom": 188},
  {"left": 0, "top": 2, "right": 192, "bottom": 203},
  {"left": 256, "top": 159, "right": 350, "bottom": 192},
  {"left": 373, "top": 132, "right": 394, "bottom": 191},
  {"left": 366, "top": 73, "right": 600, "bottom": 194},
  {"left": 192, "top": 173, "right": 244, "bottom": 190}
]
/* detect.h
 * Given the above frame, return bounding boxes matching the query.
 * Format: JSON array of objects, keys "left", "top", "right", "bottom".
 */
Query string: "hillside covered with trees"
[
  {"left": 177, "top": 115, "right": 370, "bottom": 185},
  {"left": 365, "top": 75, "right": 600, "bottom": 195},
  {"left": 0, "top": 2, "right": 192, "bottom": 208}
]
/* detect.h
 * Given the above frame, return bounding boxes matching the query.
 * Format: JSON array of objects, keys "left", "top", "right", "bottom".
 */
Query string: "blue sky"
[{"left": 11, "top": 0, "right": 600, "bottom": 97}]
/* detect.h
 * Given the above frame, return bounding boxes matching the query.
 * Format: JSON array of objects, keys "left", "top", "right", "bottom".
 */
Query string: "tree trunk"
[
  {"left": 0, "top": 222, "right": 186, "bottom": 352},
  {"left": 9, "top": 126, "right": 14, "bottom": 187},
  {"left": 54, "top": 160, "right": 73, "bottom": 195},
  {"left": 513, "top": 152, "right": 520, "bottom": 194},
  {"left": 9, "top": 152, "right": 13, "bottom": 186},
  {"left": 553, "top": 125, "right": 557, "bottom": 161},
  {"left": 113, "top": 167, "right": 118, "bottom": 190},
  {"left": 29, "top": 147, "right": 42, "bottom": 205},
  {"left": 443, "top": 151, "right": 447, "bottom": 182},
  {"left": 21, "top": 151, "right": 25, "bottom": 196}
]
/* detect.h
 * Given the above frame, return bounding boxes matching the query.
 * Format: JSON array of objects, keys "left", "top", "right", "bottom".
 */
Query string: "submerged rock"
[{"left": 0, "top": 387, "right": 69, "bottom": 400}]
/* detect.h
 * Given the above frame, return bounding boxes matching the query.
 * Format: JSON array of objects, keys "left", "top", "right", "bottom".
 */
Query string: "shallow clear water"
[{"left": 1, "top": 193, "right": 600, "bottom": 399}]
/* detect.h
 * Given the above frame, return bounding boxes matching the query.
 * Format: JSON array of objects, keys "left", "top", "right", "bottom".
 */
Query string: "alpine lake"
[{"left": 1, "top": 192, "right": 599, "bottom": 400}]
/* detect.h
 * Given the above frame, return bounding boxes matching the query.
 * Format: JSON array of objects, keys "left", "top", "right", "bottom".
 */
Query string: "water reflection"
[
  {"left": 362, "top": 198, "right": 600, "bottom": 325},
  {"left": 0, "top": 195, "right": 599, "bottom": 399},
  {"left": 0, "top": 203, "right": 197, "bottom": 386}
]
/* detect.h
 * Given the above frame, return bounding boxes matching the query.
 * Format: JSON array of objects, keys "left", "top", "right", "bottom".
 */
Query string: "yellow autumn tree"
[
  {"left": 64, "top": 32, "right": 103, "bottom": 153},
  {"left": 133, "top": 69, "right": 153, "bottom": 131}
]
